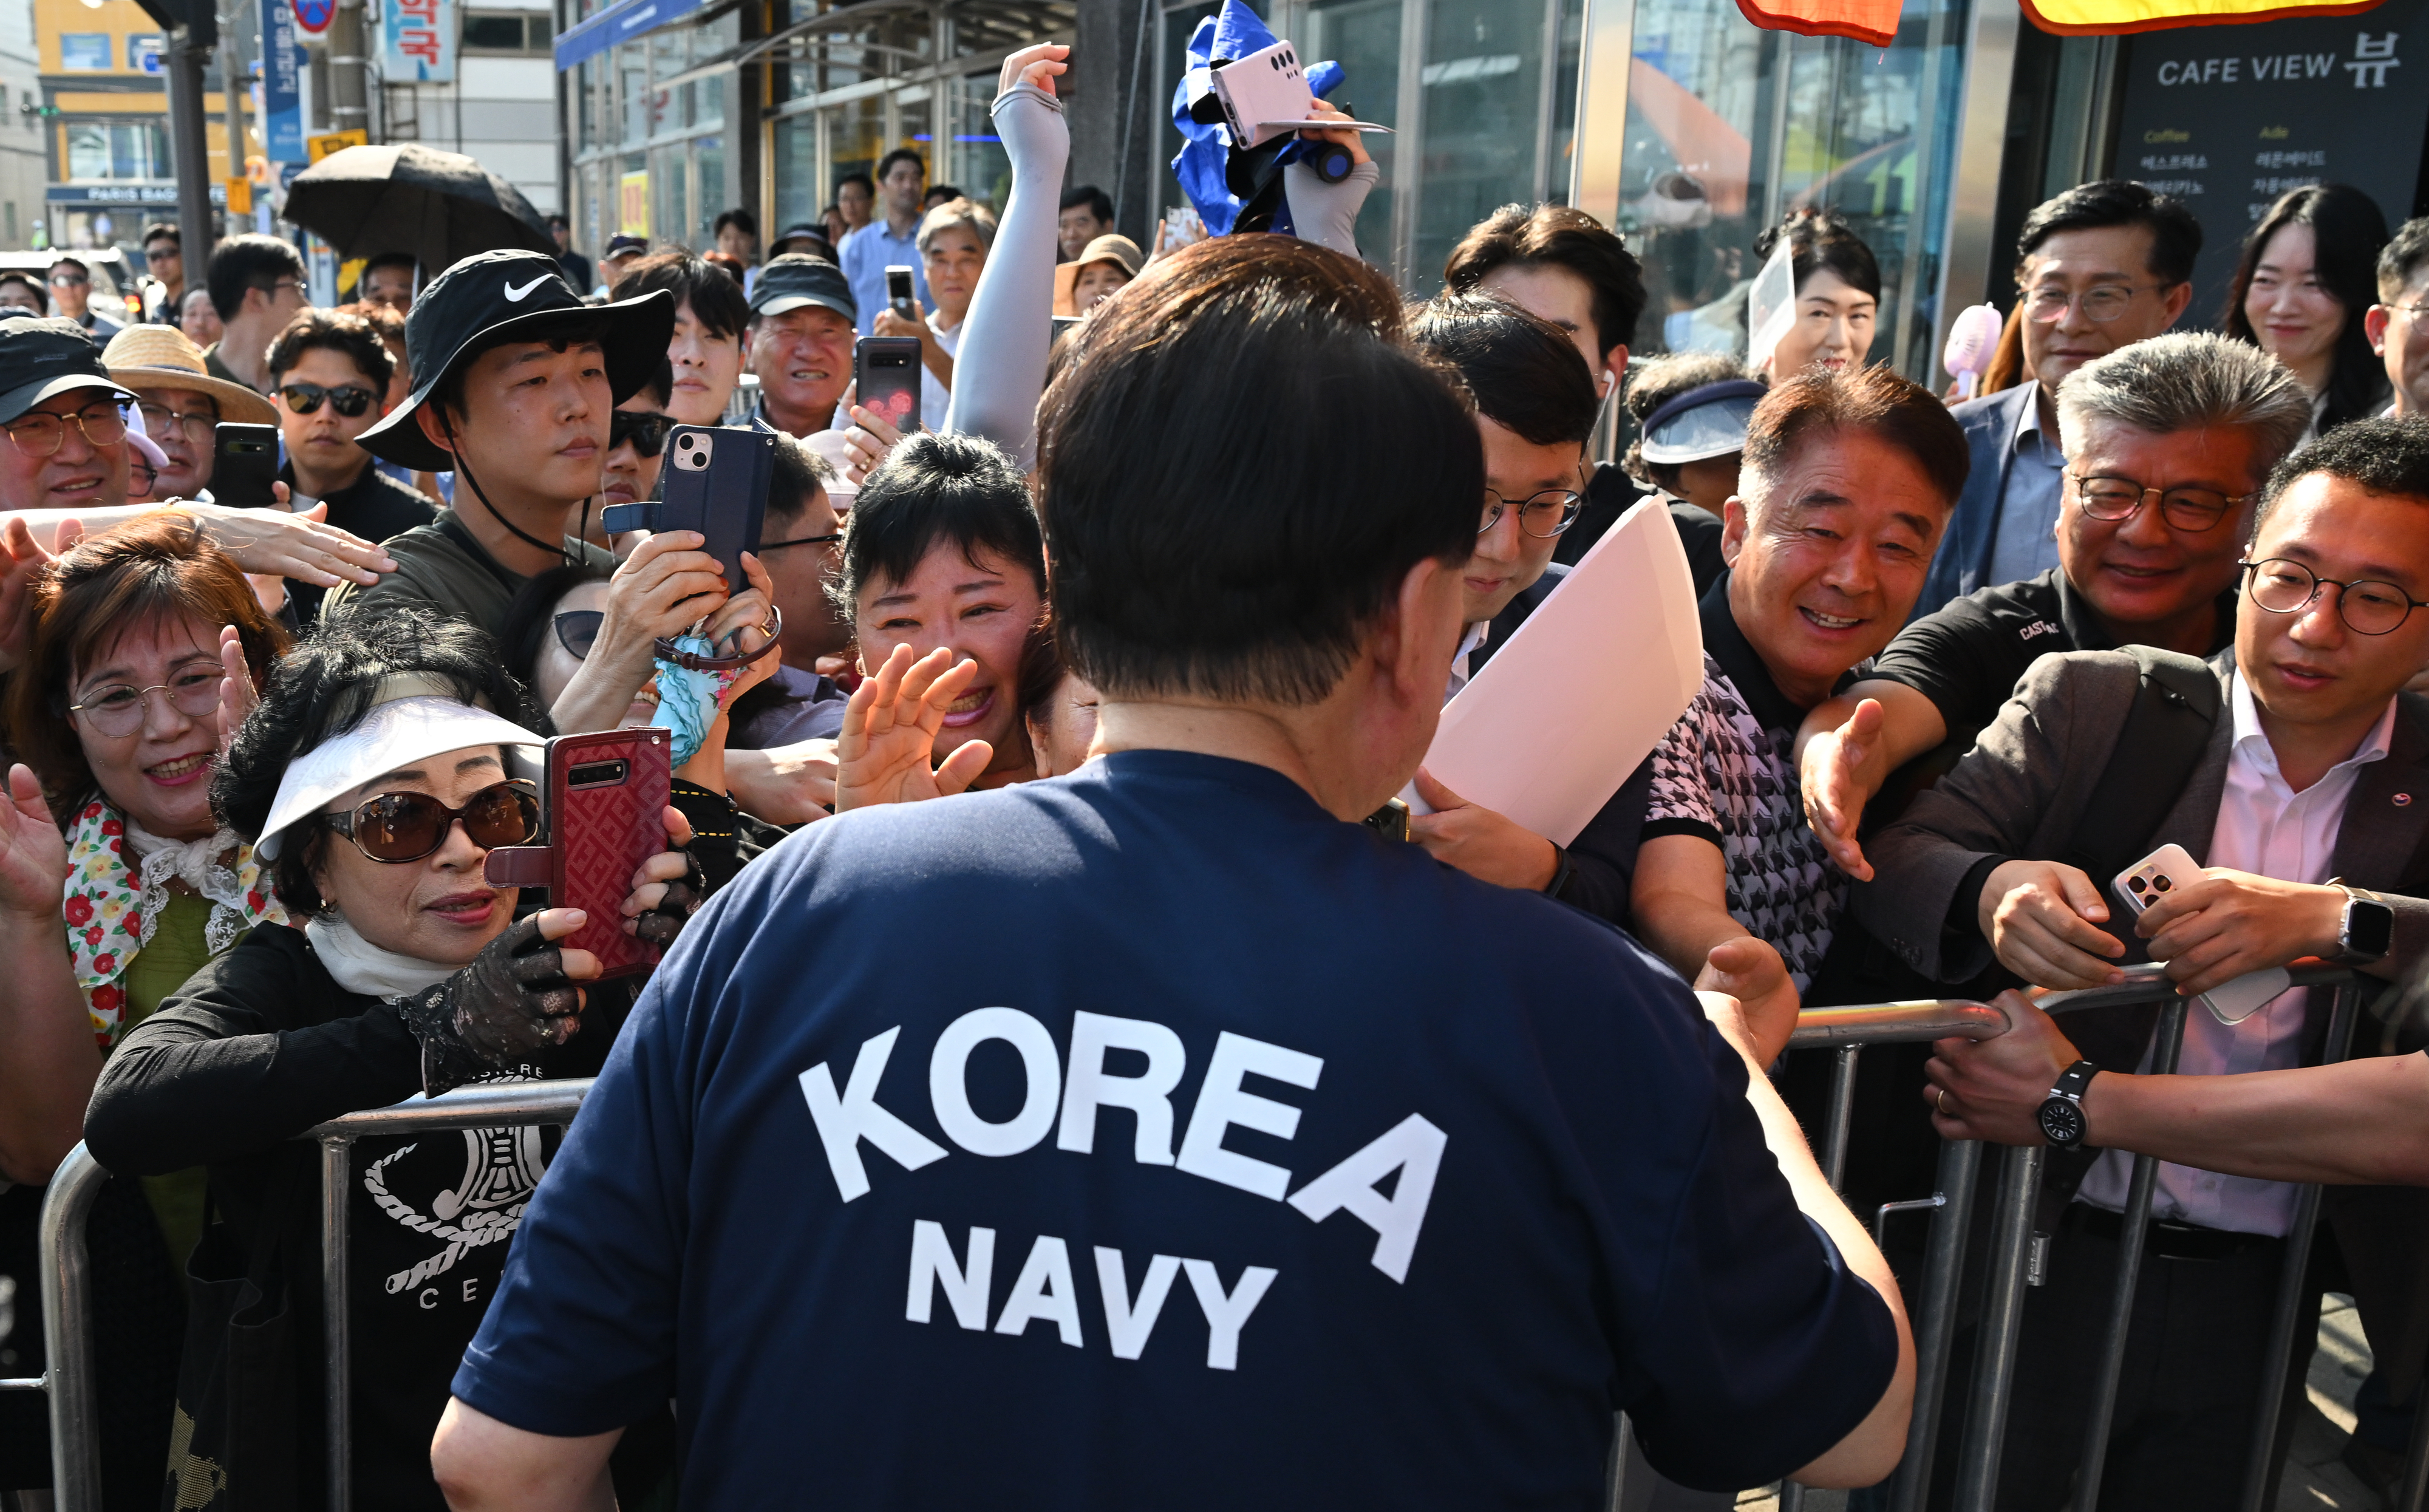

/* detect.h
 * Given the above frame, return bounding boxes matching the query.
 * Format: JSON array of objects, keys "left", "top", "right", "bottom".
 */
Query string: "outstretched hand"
[
  {"left": 216, "top": 625, "right": 257, "bottom": 752},
  {"left": 1925, "top": 990, "right": 2071, "bottom": 1145},
  {"left": 0, "top": 516, "right": 66, "bottom": 674},
  {"left": 834, "top": 644, "right": 993, "bottom": 811},
  {"left": 1694, "top": 935, "right": 1802, "bottom": 1067},
  {"left": 0, "top": 764, "right": 66, "bottom": 922},
  {"left": 998, "top": 41, "right": 1068, "bottom": 98},
  {"left": 1802, "top": 696, "right": 1886, "bottom": 880}
]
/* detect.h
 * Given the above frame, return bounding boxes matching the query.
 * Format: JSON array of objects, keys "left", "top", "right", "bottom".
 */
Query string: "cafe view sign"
[{"left": 1736, "top": 0, "right": 2388, "bottom": 46}]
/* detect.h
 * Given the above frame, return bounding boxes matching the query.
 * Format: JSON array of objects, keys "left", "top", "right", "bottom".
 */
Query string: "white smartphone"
[{"left": 2111, "top": 843, "right": 2292, "bottom": 1025}]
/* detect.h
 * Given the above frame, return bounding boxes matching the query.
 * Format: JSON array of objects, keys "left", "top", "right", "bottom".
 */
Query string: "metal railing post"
[
  {"left": 1887, "top": 1136, "right": 1983, "bottom": 1512},
  {"left": 2234, "top": 981, "right": 2362, "bottom": 1512},
  {"left": 37, "top": 1145, "right": 112, "bottom": 1512},
  {"left": 1821, "top": 1044, "right": 1861, "bottom": 1190},
  {"left": 2074, "top": 996, "right": 2189, "bottom": 1512},
  {"left": 1952, "top": 1141, "right": 2044, "bottom": 1512},
  {"left": 323, "top": 1133, "right": 355, "bottom": 1512}
]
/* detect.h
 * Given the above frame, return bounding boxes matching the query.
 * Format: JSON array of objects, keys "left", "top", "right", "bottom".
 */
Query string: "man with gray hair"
[{"left": 1797, "top": 331, "right": 2312, "bottom": 885}]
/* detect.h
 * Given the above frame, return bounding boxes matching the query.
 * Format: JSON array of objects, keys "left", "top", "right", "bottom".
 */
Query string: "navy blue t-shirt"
[{"left": 454, "top": 751, "right": 1895, "bottom": 1505}]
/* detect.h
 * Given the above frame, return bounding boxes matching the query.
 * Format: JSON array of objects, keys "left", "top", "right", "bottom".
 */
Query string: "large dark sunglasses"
[
  {"left": 279, "top": 381, "right": 378, "bottom": 418},
  {"left": 323, "top": 780, "right": 540, "bottom": 863},
  {"left": 610, "top": 411, "right": 672, "bottom": 457},
  {"left": 554, "top": 610, "right": 602, "bottom": 661},
  {"left": 755, "top": 531, "right": 841, "bottom": 554}
]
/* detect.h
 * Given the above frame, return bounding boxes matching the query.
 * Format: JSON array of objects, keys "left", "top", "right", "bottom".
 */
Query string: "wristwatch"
[
  {"left": 2329, "top": 880, "right": 2394, "bottom": 967},
  {"left": 2036, "top": 1060, "right": 2100, "bottom": 1149}
]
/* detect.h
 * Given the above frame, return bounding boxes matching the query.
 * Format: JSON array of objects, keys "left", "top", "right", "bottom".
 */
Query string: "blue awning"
[{"left": 554, "top": 0, "right": 706, "bottom": 70}]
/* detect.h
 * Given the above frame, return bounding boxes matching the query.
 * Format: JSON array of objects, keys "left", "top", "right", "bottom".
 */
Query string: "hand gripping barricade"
[
  {"left": 14, "top": 973, "right": 2429, "bottom": 1511},
  {"left": 6, "top": 1078, "right": 593, "bottom": 1512}
]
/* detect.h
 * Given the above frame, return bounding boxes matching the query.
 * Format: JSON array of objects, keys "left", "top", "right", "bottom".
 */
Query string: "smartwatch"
[
  {"left": 2330, "top": 880, "right": 2394, "bottom": 967},
  {"left": 2036, "top": 1060, "right": 2100, "bottom": 1149}
]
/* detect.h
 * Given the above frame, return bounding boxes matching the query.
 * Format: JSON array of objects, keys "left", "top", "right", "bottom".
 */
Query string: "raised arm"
[
  {"left": 1796, "top": 678, "right": 1950, "bottom": 880},
  {"left": 1281, "top": 100, "right": 1380, "bottom": 260},
  {"left": 942, "top": 44, "right": 1069, "bottom": 468}
]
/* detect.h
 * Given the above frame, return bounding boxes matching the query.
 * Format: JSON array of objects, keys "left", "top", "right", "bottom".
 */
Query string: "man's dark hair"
[
  {"left": 714, "top": 208, "right": 758, "bottom": 238},
  {"left": 363, "top": 251, "right": 418, "bottom": 279},
  {"left": 2224, "top": 184, "right": 2390, "bottom": 432},
  {"left": 141, "top": 222, "right": 180, "bottom": 249},
  {"left": 1407, "top": 292, "right": 1597, "bottom": 448},
  {"left": 834, "top": 432, "right": 1044, "bottom": 614},
  {"left": 924, "top": 185, "right": 963, "bottom": 210},
  {"left": 836, "top": 171, "right": 874, "bottom": 199},
  {"left": 0, "top": 270, "right": 46, "bottom": 307},
  {"left": 610, "top": 251, "right": 748, "bottom": 340},
  {"left": 765, "top": 429, "right": 833, "bottom": 526},
  {"left": 1040, "top": 234, "right": 1479, "bottom": 707},
  {"left": 1756, "top": 208, "right": 1881, "bottom": 302},
  {"left": 216, "top": 604, "right": 548, "bottom": 914},
  {"left": 1622, "top": 350, "right": 1749, "bottom": 491},
  {"left": 266, "top": 307, "right": 395, "bottom": 387},
  {"left": 2380, "top": 216, "right": 2429, "bottom": 302},
  {"left": 633, "top": 355, "right": 673, "bottom": 409},
  {"left": 876, "top": 149, "right": 925, "bottom": 186},
  {"left": 2257, "top": 415, "right": 2429, "bottom": 534},
  {"left": 1742, "top": 364, "right": 1970, "bottom": 516},
  {"left": 547, "top": 212, "right": 571, "bottom": 231},
  {"left": 1060, "top": 185, "right": 1114, "bottom": 223},
  {"left": 1442, "top": 203, "right": 1646, "bottom": 366},
  {"left": 206, "top": 233, "right": 307, "bottom": 321},
  {"left": 2016, "top": 180, "right": 2202, "bottom": 287}
]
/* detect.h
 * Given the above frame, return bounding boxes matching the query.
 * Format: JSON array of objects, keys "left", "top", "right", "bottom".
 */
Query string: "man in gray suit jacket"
[
  {"left": 1916, "top": 182, "right": 2200, "bottom": 618},
  {"left": 1856, "top": 417, "right": 2429, "bottom": 1509}
]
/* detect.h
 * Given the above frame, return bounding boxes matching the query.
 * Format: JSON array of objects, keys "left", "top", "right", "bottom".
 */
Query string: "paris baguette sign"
[{"left": 1738, "top": 0, "right": 2390, "bottom": 46}]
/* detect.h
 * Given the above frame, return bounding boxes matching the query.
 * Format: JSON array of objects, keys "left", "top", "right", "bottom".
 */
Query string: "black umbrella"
[{"left": 282, "top": 143, "right": 557, "bottom": 273}]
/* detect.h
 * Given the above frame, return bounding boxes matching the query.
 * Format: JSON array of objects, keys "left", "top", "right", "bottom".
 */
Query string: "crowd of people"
[{"left": 0, "top": 34, "right": 2427, "bottom": 1512}]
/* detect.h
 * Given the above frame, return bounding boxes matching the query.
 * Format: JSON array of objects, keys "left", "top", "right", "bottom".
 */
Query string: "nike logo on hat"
[{"left": 503, "top": 275, "right": 551, "bottom": 302}]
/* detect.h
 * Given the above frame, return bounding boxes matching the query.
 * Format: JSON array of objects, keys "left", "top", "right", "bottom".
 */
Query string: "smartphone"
[
  {"left": 885, "top": 264, "right": 918, "bottom": 322},
  {"left": 2112, "top": 843, "right": 2292, "bottom": 1024},
  {"left": 211, "top": 422, "right": 279, "bottom": 508},
  {"left": 656, "top": 424, "right": 773, "bottom": 577},
  {"left": 485, "top": 729, "right": 673, "bottom": 979},
  {"left": 854, "top": 335, "right": 922, "bottom": 435},
  {"left": 1051, "top": 315, "right": 1083, "bottom": 347}
]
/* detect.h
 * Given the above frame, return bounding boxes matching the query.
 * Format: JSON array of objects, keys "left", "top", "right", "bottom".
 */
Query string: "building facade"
[
  {"left": 34, "top": 0, "right": 240, "bottom": 253},
  {"left": 381, "top": 0, "right": 562, "bottom": 217}
]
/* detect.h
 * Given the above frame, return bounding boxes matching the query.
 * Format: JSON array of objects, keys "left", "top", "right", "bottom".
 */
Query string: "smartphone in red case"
[{"left": 484, "top": 728, "right": 672, "bottom": 978}]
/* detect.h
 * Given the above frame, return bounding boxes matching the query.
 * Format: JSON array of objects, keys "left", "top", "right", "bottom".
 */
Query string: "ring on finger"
[{"left": 1935, "top": 1088, "right": 1950, "bottom": 1115}]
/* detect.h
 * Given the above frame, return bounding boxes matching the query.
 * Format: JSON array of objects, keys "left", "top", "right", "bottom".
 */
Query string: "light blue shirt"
[
  {"left": 1984, "top": 389, "right": 2068, "bottom": 587},
  {"left": 839, "top": 217, "right": 931, "bottom": 336}
]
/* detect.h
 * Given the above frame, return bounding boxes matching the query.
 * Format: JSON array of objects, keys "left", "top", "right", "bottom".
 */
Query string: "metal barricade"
[{"left": 4, "top": 1078, "right": 591, "bottom": 1512}]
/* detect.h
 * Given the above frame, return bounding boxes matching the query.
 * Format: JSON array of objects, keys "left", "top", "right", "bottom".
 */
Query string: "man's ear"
[
  {"left": 2366, "top": 304, "right": 2393, "bottom": 356},
  {"left": 1383, "top": 554, "right": 1464, "bottom": 707},
  {"left": 2159, "top": 280, "right": 2193, "bottom": 330},
  {"left": 1720, "top": 495, "right": 1750, "bottom": 566},
  {"left": 414, "top": 403, "right": 460, "bottom": 458},
  {"left": 1599, "top": 343, "right": 1628, "bottom": 401}
]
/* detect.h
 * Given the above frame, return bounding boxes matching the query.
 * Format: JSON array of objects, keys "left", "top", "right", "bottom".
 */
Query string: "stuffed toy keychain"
[{"left": 650, "top": 608, "right": 782, "bottom": 766}]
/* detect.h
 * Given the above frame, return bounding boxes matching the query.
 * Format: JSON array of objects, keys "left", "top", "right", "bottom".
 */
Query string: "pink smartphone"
[
  {"left": 2111, "top": 843, "right": 2290, "bottom": 1024},
  {"left": 485, "top": 728, "right": 672, "bottom": 978}
]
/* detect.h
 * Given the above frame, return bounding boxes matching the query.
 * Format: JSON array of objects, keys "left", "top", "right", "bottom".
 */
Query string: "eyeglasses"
[
  {"left": 137, "top": 401, "right": 218, "bottom": 446},
  {"left": 144, "top": 247, "right": 179, "bottom": 263},
  {"left": 1478, "top": 488, "right": 1583, "bottom": 539},
  {"left": 2069, "top": 472, "right": 2250, "bottom": 533},
  {"left": 755, "top": 531, "right": 841, "bottom": 554},
  {"left": 323, "top": 780, "right": 542, "bottom": 863},
  {"left": 553, "top": 609, "right": 602, "bottom": 660},
  {"left": 68, "top": 663, "right": 223, "bottom": 735},
  {"left": 253, "top": 278, "right": 305, "bottom": 302},
  {"left": 2023, "top": 284, "right": 2172, "bottom": 324},
  {"left": 609, "top": 410, "right": 672, "bottom": 457},
  {"left": 49, "top": 273, "right": 87, "bottom": 289},
  {"left": 5, "top": 401, "right": 128, "bottom": 458},
  {"left": 129, "top": 455, "right": 157, "bottom": 496},
  {"left": 278, "top": 381, "right": 376, "bottom": 418},
  {"left": 2241, "top": 558, "right": 2429, "bottom": 636}
]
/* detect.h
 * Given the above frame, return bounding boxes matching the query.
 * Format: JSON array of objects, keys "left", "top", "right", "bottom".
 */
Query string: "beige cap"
[
  {"left": 1075, "top": 234, "right": 1144, "bottom": 279},
  {"left": 101, "top": 323, "right": 278, "bottom": 426}
]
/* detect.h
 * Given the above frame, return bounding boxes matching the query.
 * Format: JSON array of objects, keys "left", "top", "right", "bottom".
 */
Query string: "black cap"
[
  {"left": 356, "top": 248, "right": 673, "bottom": 473},
  {"left": 749, "top": 254, "right": 856, "bottom": 323},
  {"left": 604, "top": 234, "right": 649, "bottom": 259},
  {"left": 0, "top": 318, "right": 134, "bottom": 424}
]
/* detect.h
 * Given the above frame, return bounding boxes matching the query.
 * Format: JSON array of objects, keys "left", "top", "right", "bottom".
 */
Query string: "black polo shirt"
[
  {"left": 278, "top": 459, "right": 440, "bottom": 622},
  {"left": 1865, "top": 567, "right": 2238, "bottom": 744},
  {"left": 1553, "top": 463, "right": 1728, "bottom": 598}
]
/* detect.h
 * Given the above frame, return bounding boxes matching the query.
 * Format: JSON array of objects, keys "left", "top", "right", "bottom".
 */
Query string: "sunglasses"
[
  {"left": 279, "top": 381, "right": 377, "bottom": 418},
  {"left": 755, "top": 531, "right": 840, "bottom": 554},
  {"left": 610, "top": 410, "right": 672, "bottom": 457},
  {"left": 323, "top": 780, "right": 540, "bottom": 863},
  {"left": 554, "top": 609, "right": 602, "bottom": 660}
]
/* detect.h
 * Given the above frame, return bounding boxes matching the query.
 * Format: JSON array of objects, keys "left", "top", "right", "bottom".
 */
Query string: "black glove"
[
  {"left": 397, "top": 913, "right": 585, "bottom": 1095},
  {"left": 631, "top": 842, "right": 709, "bottom": 949}
]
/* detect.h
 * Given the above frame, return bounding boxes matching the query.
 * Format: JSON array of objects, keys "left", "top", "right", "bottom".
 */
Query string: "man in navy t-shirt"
[{"left": 432, "top": 97, "right": 1913, "bottom": 1506}]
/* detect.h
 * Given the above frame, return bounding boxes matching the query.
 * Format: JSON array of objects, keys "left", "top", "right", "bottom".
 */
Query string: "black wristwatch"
[
  {"left": 2037, "top": 1060, "right": 2100, "bottom": 1149},
  {"left": 2330, "top": 881, "right": 2394, "bottom": 967}
]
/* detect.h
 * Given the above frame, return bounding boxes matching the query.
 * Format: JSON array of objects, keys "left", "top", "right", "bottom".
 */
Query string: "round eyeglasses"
[
  {"left": 2023, "top": 284, "right": 2172, "bottom": 324},
  {"left": 2241, "top": 558, "right": 2429, "bottom": 636},
  {"left": 1479, "top": 488, "right": 1584, "bottom": 539},
  {"left": 5, "top": 401, "right": 128, "bottom": 458},
  {"left": 137, "top": 401, "right": 217, "bottom": 446},
  {"left": 2070, "top": 472, "right": 2252, "bottom": 533},
  {"left": 322, "top": 780, "right": 542, "bottom": 863},
  {"left": 68, "top": 664, "right": 223, "bottom": 736}
]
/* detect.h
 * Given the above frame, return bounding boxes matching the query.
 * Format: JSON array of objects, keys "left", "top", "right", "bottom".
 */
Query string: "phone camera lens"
[
  {"left": 2128, "top": 876, "right": 2146, "bottom": 893},
  {"left": 2153, "top": 876, "right": 2172, "bottom": 893}
]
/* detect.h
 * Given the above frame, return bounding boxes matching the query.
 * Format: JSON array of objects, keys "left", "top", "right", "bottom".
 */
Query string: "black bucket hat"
[
  {"left": 357, "top": 248, "right": 674, "bottom": 473},
  {"left": 0, "top": 318, "right": 135, "bottom": 424}
]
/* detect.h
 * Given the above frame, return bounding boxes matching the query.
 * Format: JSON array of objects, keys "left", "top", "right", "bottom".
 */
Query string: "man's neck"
[
  {"left": 2035, "top": 380, "right": 2061, "bottom": 438},
  {"left": 885, "top": 205, "right": 921, "bottom": 238},
  {"left": 2094, "top": 596, "right": 2220, "bottom": 658},
  {"left": 2253, "top": 690, "right": 2393, "bottom": 794},
  {"left": 451, "top": 476, "right": 577, "bottom": 577},
  {"left": 760, "top": 389, "right": 835, "bottom": 439},
  {"left": 219, "top": 321, "right": 272, "bottom": 390},
  {"left": 1095, "top": 698, "right": 1370, "bottom": 821},
  {"left": 291, "top": 447, "right": 370, "bottom": 503}
]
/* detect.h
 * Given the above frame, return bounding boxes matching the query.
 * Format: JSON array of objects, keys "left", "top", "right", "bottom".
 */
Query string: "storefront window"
[
  {"left": 1615, "top": 0, "right": 1971, "bottom": 375},
  {"left": 696, "top": 136, "right": 727, "bottom": 239},
  {"left": 772, "top": 113, "right": 819, "bottom": 232},
  {"left": 1412, "top": 0, "right": 1553, "bottom": 282},
  {"left": 949, "top": 72, "right": 1010, "bottom": 215},
  {"left": 64, "top": 121, "right": 168, "bottom": 181},
  {"left": 1301, "top": 0, "right": 1399, "bottom": 278}
]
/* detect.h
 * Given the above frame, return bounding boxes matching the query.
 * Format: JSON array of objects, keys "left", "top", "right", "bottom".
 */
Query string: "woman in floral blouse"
[{"left": 0, "top": 511, "right": 287, "bottom": 1503}]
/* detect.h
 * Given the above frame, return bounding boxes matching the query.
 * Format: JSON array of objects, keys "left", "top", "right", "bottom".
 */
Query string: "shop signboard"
[
  {"left": 2113, "top": 0, "right": 2429, "bottom": 321},
  {"left": 260, "top": 0, "right": 307, "bottom": 162},
  {"left": 383, "top": 0, "right": 457, "bottom": 83}
]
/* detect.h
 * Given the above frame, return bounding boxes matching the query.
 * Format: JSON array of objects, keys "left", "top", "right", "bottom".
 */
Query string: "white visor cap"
[{"left": 256, "top": 693, "right": 546, "bottom": 861}]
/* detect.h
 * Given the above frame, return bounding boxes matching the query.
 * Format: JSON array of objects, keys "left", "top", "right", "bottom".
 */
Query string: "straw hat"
[
  {"left": 101, "top": 324, "right": 278, "bottom": 425},
  {"left": 1075, "top": 234, "right": 1143, "bottom": 279}
]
